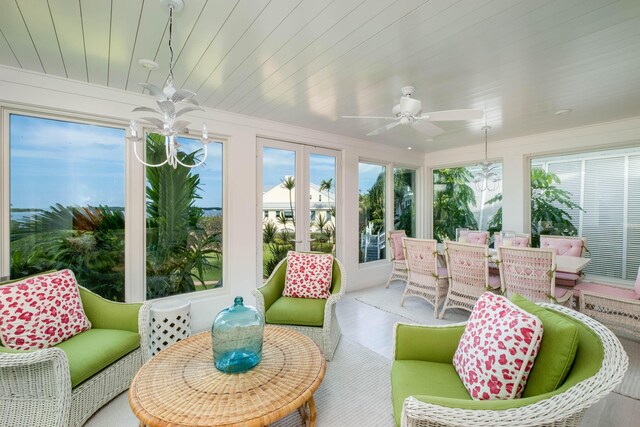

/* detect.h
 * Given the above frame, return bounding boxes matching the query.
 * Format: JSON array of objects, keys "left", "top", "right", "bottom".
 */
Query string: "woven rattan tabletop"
[{"left": 129, "top": 325, "right": 326, "bottom": 427}]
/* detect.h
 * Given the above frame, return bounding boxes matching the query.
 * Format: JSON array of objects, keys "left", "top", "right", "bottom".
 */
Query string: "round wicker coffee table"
[{"left": 129, "top": 325, "right": 326, "bottom": 427}]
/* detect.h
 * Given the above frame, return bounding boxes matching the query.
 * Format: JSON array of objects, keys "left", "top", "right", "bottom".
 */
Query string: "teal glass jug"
[{"left": 211, "top": 296, "right": 264, "bottom": 373}]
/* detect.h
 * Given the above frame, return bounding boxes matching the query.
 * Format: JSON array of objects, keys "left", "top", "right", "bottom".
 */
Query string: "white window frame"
[{"left": 0, "top": 105, "right": 228, "bottom": 302}]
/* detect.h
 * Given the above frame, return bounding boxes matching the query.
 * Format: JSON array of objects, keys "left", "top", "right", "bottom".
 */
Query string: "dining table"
[{"left": 436, "top": 243, "right": 591, "bottom": 274}]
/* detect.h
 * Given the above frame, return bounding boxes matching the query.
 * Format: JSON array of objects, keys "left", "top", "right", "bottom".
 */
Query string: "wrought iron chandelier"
[
  {"left": 474, "top": 125, "right": 500, "bottom": 192},
  {"left": 127, "top": 0, "right": 210, "bottom": 169}
]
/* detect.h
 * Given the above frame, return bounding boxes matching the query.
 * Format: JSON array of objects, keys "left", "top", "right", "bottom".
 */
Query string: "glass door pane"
[
  {"left": 393, "top": 167, "right": 416, "bottom": 237},
  {"left": 262, "top": 147, "right": 297, "bottom": 279},
  {"left": 309, "top": 153, "right": 336, "bottom": 254}
]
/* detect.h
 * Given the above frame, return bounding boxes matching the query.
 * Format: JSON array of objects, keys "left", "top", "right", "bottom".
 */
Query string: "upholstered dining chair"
[
  {"left": 540, "top": 235, "right": 588, "bottom": 286},
  {"left": 385, "top": 230, "right": 408, "bottom": 288},
  {"left": 494, "top": 232, "right": 530, "bottom": 248},
  {"left": 498, "top": 246, "right": 573, "bottom": 307},
  {"left": 458, "top": 230, "right": 489, "bottom": 245},
  {"left": 400, "top": 238, "right": 448, "bottom": 318},
  {"left": 440, "top": 241, "right": 500, "bottom": 319}
]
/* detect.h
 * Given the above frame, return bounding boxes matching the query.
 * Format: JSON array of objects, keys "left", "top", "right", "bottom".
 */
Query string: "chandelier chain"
[{"left": 167, "top": 5, "right": 175, "bottom": 85}]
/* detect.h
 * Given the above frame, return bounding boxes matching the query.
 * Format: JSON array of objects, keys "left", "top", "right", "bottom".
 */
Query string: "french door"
[{"left": 258, "top": 138, "right": 340, "bottom": 280}]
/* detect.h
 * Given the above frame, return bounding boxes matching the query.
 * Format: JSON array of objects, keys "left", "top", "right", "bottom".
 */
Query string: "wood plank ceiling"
[{"left": 1, "top": 0, "right": 639, "bottom": 151}]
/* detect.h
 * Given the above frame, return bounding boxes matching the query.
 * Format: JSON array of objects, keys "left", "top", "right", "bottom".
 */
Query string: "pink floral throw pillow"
[
  {"left": 453, "top": 292, "right": 543, "bottom": 400},
  {"left": 283, "top": 251, "right": 334, "bottom": 299},
  {"left": 0, "top": 269, "right": 92, "bottom": 350}
]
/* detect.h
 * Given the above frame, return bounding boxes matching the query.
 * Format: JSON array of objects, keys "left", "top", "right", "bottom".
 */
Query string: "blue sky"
[
  {"left": 262, "top": 147, "right": 337, "bottom": 193},
  {"left": 10, "top": 114, "right": 223, "bottom": 210},
  {"left": 10, "top": 114, "right": 382, "bottom": 211}
]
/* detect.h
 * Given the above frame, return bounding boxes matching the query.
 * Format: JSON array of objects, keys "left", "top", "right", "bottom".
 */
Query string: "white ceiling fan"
[{"left": 341, "top": 86, "right": 484, "bottom": 137}]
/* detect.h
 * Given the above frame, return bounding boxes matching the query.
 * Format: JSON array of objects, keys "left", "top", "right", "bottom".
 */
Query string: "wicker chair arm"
[
  {"left": 255, "top": 258, "right": 287, "bottom": 312},
  {"left": 401, "top": 304, "right": 628, "bottom": 427},
  {"left": 0, "top": 347, "right": 72, "bottom": 427},
  {"left": 138, "top": 301, "right": 153, "bottom": 363}
]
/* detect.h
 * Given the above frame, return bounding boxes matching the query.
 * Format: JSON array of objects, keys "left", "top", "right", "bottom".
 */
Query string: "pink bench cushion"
[
  {"left": 540, "top": 237, "right": 583, "bottom": 257},
  {"left": 437, "top": 267, "right": 449, "bottom": 277},
  {"left": 636, "top": 266, "right": 640, "bottom": 298},
  {"left": 554, "top": 287, "right": 573, "bottom": 300},
  {"left": 574, "top": 282, "right": 638, "bottom": 300}
]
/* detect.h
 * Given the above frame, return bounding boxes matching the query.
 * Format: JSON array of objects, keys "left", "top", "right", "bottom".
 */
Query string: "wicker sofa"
[
  {"left": 391, "top": 296, "right": 628, "bottom": 427},
  {"left": 252, "top": 256, "right": 345, "bottom": 360},
  {"left": 0, "top": 281, "right": 147, "bottom": 427}
]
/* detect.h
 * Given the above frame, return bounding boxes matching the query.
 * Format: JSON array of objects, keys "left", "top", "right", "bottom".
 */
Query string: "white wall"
[
  {"left": 0, "top": 66, "right": 422, "bottom": 331},
  {"left": 424, "top": 116, "right": 640, "bottom": 240}
]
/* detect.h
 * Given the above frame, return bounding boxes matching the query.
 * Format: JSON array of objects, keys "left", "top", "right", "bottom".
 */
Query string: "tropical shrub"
[{"left": 432, "top": 168, "right": 478, "bottom": 242}]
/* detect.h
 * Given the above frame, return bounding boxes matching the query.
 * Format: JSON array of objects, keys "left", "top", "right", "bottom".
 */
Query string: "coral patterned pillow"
[
  {"left": 283, "top": 251, "right": 334, "bottom": 299},
  {"left": 453, "top": 292, "right": 543, "bottom": 400},
  {"left": 0, "top": 270, "right": 92, "bottom": 350}
]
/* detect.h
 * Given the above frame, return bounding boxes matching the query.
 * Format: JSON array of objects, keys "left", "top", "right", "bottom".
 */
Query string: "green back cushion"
[{"left": 510, "top": 294, "right": 579, "bottom": 397}]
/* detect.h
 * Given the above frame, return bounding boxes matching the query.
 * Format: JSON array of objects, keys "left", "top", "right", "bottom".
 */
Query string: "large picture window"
[
  {"left": 359, "top": 162, "right": 386, "bottom": 263},
  {"left": 145, "top": 134, "right": 223, "bottom": 299},
  {"left": 432, "top": 163, "right": 502, "bottom": 242},
  {"left": 531, "top": 147, "right": 640, "bottom": 281},
  {"left": 9, "top": 114, "right": 126, "bottom": 301}
]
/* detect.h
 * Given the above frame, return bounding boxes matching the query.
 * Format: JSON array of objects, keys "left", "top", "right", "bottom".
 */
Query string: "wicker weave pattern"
[
  {"left": 0, "top": 285, "right": 145, "bottom": 427},
  {"left": 252, "top": 257, "right": 346, "bottom": 361},
  {"left": 386, "top": 230, "right": 409, "bottom": 288},
  {"left": 397, "top": 304, "right": 629, "bottom": 427},
  {"left": 129, "top": 326, "right": 325, "bottom": 427},
  {"left": 498, "top": 247, "right": 572, "bottom": 307},
  {"left": 579, "top": 288, "right": 640, "bottom": 339},
  {"left": 0, "top": 347, "right": 71, "bottom": 427},
  {"left": 440, "top": 241, "right": 490, "bottom": 318},
  {"left": 401, "top": 238, "right": 448, "bottom": 318}
]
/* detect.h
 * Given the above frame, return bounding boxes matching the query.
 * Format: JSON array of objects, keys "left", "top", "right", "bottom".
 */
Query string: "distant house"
[{"left": 263, "top": 179, "right": 335, "bottom": 231}]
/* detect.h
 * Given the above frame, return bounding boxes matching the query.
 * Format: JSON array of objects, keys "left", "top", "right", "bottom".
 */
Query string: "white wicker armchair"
[
  {"left": 0, "top": 286, "right": 147, "bottom": 427},
  {"left": 394, "top": 304, "right": 628, "bottom": 427},
  {"left": 252, "top": 257, "right": 345, "bottom": 360}
]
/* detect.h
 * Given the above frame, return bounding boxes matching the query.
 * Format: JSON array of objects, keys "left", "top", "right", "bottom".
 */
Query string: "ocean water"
[{"left": 11, "top": 207, "right": 222, "bottom": 222}]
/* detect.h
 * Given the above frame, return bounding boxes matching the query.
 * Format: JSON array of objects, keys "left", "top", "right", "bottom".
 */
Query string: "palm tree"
[
  {"left": 145, "top": 133, "right": 218, "bottom": 299},
  {"left": 281, "top": 176, "right": 296, "bottom": 226},
  {"left": 432, "top": 167, "right": 478, "bottom": 242}
]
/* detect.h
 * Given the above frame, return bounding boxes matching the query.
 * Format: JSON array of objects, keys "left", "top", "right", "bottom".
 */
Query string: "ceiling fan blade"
[
  {"left": 412, "top": 120, "right": 445, "bottom": 136},
  {"left": 421, "top": 109, "right": 484, "bottom": 121},
  {"left": 341, "top": 115, "right": 397, "bottom": 120},
  {"left": 366, "top": 121, "right": 402, "bottom": 136}
]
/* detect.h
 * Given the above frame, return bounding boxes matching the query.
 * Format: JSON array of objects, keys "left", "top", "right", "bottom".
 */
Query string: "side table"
[{"left": 148, "top": 298, "right": 191, "bottom": 358}]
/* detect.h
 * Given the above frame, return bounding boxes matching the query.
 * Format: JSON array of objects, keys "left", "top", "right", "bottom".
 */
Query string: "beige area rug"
[
  {"left": 85, "top": 337, "right": 394, "bottom": 427},
  {"left": 616, "top": 337, "right": 640, "bottom": 400},
  {"left": 355, "top": 282, "right": 470, "bottom": 325}
]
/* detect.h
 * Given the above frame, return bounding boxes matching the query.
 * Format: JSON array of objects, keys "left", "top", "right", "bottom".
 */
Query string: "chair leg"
[{"left": 385, "top": 275, "right": 393, "bottom": 288}]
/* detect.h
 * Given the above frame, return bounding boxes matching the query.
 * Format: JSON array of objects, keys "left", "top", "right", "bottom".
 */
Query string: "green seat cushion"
[
  {"left": 391, "top": 360, "right": 471, "bottom": 426},
  {"left": 54, "top": 329, "right": 140, "bottom": 388},
  {"left": 265, "top": 297, "right": 326, "bottom": 327},
  {"left": 510, "top": 294, "right": 579, "bottom": 397}
]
